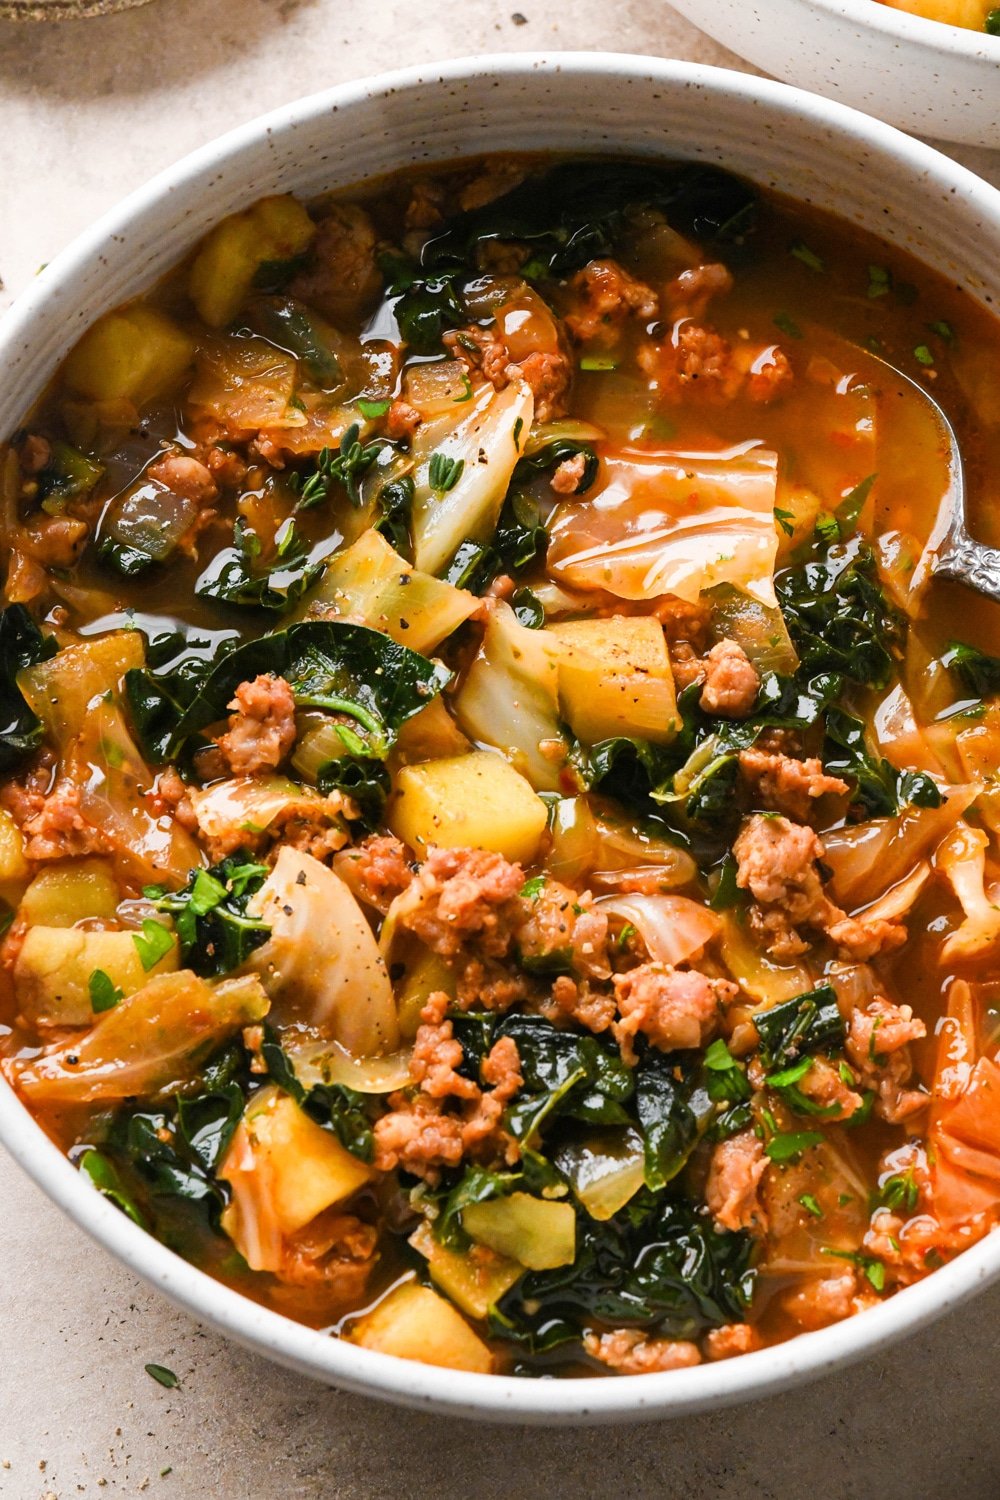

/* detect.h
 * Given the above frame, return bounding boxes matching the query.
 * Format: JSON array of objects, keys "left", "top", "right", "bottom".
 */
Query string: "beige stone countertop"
[{"left": 2, "top": 5, "right": 1000, "bottom": 1496}]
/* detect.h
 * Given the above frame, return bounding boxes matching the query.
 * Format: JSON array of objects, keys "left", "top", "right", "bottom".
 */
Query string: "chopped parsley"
[
  {"left": 790, "top": 240, "right": 824, "bottom": 273},
  {"left": 132, "top": 920, "right": 174, "bottom": 972},
  {"left": 867, "top": 264, "right": 892, "bottom": 299},
  {"left": 357, "top": 397, "right": 392, "bottom": 419},
  {"left": 764, "top": 1130, "right": 824, "bottom": 1164},
  {"left": 88, "top": 969, "right": 124, "bottom": 1014}
]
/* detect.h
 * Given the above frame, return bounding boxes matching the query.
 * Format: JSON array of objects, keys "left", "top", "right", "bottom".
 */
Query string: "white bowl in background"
[
  {"left": 670, "top": 0, "right": 999, "bottom": 147},
  {"left": 2, "top": 52, "right": 1000, "bottom": 1423}
]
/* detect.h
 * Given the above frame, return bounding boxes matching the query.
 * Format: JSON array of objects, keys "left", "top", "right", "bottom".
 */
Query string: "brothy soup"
[{"left": 3, "top": 155, "right": 1000, "bottom": 1378}]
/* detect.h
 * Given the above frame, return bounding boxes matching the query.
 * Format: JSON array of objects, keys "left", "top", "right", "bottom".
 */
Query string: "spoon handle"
[{"left": 932, "top": 525, "right": 1000, "bottom": 609}]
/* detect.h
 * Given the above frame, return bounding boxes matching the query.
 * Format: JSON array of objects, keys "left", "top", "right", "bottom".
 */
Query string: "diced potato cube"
[
  {"left": 226, "top": 1087, "right": 374, "bottom": 1238},
  {"left": 19, "top": 859, "right": 120, "bottom": 928},
  {"left": 549, "top": 615, "right": 678, "bottom": 745},
  {"left": 0, "top": 808, "right": 30, "bottom": 908},
  {"left": 14, "top": 925, "right": 178, "bottom": 1027},
  {"left": 388, "top": 750, "right": 548, "bottom": 864},
  {"left": 189, "top": 194, "right": 316, "bottom": 328},
  {"left": 349, "top": 1282, "right": 493, "bottom": 1373},
  {"left": 462, "top": 1193, "right": 577, "bottom": 1271},
  {"left": 62, "top": 305, "right": 195, "bottom": 406},
  {"left": 409, "top": 1220, "right": 523, "bottom": 1320}
]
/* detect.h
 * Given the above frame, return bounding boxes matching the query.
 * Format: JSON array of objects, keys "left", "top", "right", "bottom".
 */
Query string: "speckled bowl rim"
[
  {"left": 808, "top": 0, "right": 1000, "bottom": 54},
  {"left": 3, "top": 51, "right": 1000, "bottom": 1423}
]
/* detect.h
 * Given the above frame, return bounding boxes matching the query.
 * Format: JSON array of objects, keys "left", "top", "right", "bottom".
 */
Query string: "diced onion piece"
[
  {"left": 702, "top": 583, "right": 798, "bottom": 677},
  {"left": 553, "top": 1128, "right": 646, "bottom": 1221},
  {"left": 595, "top": 893, "right": 721, "bottom": 967},
  {"left": 291, "top": 1039, "right": 412, "bottom": 1094},
  {"left": 462, "top": 1193, "right": 576, "bottom": 1271},
  {"left": 547, "top": 448, "right": 779, "bottom": 605},
  {"left": 18, "top": 631, "right": 145, "bottom": 755},
  {"left": 403, "top": 359, "right": 476, "bottom": 417},
  {"left": 408, "top": 1220, "right": 523, "bottom": 1321},
  {"left": 453, "top": 602, "right": 568, "bottom": 791},
  {"left": 411, "top": 380, "right": 535, "bottom": 576},
  {"left": 718, "top": 912, "right": 815, "bottom": 1004},
  {"left": 388, "top": 750, "right": 548, "bottom": 865},
  {"left": 939, "top": 823, "right": 1000, "bottom": 960},
  {"left": 247, "top": 847, "right": 399, "bottom": 1057},
  {"left": 548, "top": 797, "right": 600, "bottom": 884},
  {"left": 297, "top": 528, "right": 478, "bottom": 654},
  {"left": 188, "top": 337, "right": 299, "bottom": 435},
  {"left": 822, "top": 786, "right": 976, "bottom": 909},
  {"left": 188, "top": 776, "right": 334, "bottom": 842},
  {"left": 10, "top": 970, "right": 268, "bottom": 1103}
]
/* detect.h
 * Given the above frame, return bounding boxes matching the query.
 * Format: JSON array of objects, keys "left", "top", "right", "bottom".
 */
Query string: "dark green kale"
[
  {"left": 195, "top": 518, "right": 325, "bottom": 611},
  {"left": 942, "top": 640, "right": 1000, "bottom": 700},
  {"left": 775, "top": 539, "right": 901, "bottom": 691},
  {"left": 480, "top": 1013, "right": 634, "bottom": 1142},
  {"left": 823, "top": 706, "right": 941, "bottom": 817},
  {"left": 373, "top": 474, "right": 416, "bottom": 559},
  {"left": 511, "top": 438, "right": 599, "bottom": 495},
  {"left": 379, "top": 253, "right": 467, "bottom": 355},
  {"left": 0, "top": 604, "right": 56, "bottom": 773},
  {"left": 493, "top": 1194, "right": 756, "bottom": 1353},
  {"left": 85, "top": 1047, "right": 250, "bottom": 1224},
  {"left": 423, "top": 161, "right": 758, "bottom": 278},
  {"left": 146, "top": 856, "right": 271, "bottom": 978},
  {"left": 133, "top": 619, "right": 449, "bottom": 762},
  {"left": 634, "top": 1052, "right": 713, "bottom": 1191},
  {"left": 317, "top": 756, "right": 391, "bottom": 832},
  {"left": 124, "top": 625, "right": 240, "bottom": 762},
  {"left": 32, "top": 440, "right": 104, "bottom": 511},
  {"left": 243, "top": 297, "right": 343, "bottom": 386},
  {"left": 753, "top": 984, "right": 845, "bottom": 1070}
]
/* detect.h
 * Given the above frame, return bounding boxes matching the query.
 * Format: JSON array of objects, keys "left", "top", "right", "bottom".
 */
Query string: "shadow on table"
[
  {"left": 0, "top": 0, "right": 316, "bottom": 95},
  {"left": 209, "top": 1278, "right": 999, "bottom": 1500}
]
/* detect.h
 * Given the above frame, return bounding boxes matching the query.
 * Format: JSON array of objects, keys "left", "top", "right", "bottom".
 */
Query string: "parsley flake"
[
  {"left": 133, "top": 920, "right": 174, "bottom": 972},
  {"left": 88, "top": 968, "right": 124, "bottom": 1014}
]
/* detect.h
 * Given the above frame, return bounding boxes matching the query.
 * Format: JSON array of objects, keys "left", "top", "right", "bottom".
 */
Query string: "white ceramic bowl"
[
  {"left": 3, "top": 52, "right": 1000, "bottom": 1423},
  {"left": 670, "top": 0, "right": 1000, "bottom": 146}
]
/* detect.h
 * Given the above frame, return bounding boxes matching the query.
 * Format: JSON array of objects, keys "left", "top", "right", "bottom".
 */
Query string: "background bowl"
[
  {"left": 669, "top": 0, "right": 1000, "bottom": 146},
  {"left": 0, "top": 0, "right": 152, "bottom": 17},
  {"left": 2, "top": 51, "right": 1000, "bottom": 1423}
]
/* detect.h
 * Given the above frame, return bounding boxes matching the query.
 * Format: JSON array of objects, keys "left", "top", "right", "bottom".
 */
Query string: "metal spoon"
[{"left": 869, "top": 352, "right": 1000, "bottom": 607}]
